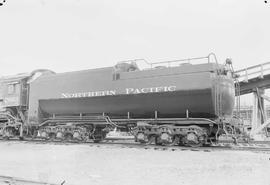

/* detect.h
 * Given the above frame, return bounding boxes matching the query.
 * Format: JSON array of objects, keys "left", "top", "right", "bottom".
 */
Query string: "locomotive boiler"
[{"left": 0, "top": 54, "right": 236, "bottom": 146}]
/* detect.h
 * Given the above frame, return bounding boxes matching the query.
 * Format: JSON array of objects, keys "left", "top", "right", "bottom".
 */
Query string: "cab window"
[
  {"left": 7, "top": 84, "right": 15, "bottom": 94},
  {"left": 7, "top": 83, "right": 19, "bottom": 94}
]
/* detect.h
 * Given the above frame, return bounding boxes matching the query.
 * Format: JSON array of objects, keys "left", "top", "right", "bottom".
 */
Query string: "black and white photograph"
[{"left": 0, "top": 1, "right": 270, "bottom": 185}]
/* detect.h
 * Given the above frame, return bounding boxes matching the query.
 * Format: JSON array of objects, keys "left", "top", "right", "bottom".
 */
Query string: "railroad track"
[
  {"left": 0, "top": 175, "right": 64, "bottom": 185},
  {"left": 1, "top": 137, "right": 270, "bottom": 153}
]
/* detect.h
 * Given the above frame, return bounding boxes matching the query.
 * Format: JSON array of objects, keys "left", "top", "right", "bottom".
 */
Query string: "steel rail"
[
  {"left": 1, "top": 137, "right": 270, "bottom": 153},
  {"left": 0, "top": 175, "right": 64, "bottom": 185}
]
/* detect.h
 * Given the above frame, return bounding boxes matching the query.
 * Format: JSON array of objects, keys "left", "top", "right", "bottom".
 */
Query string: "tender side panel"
[
  {"left": 28, "top": 63, "right": 220, "bottom": 124},
  {"left": 39, "top": 89, "right": 214, "bottom": 120}
]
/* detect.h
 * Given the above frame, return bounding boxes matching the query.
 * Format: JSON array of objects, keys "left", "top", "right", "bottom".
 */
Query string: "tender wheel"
[
  {"left": 135, "top": 132, "right": 155, "bottom": 144},
  {"left": 40, "top": 130, "right": 48, "bottom": 139},
  {"left": 136, "top": 132, "right": 148, "bottom": 144},
  {"left": 157, "top": 133, "right": 179, "bottom": 146},
  {"left": 156, "top": 125, "right": 178, "bottom": 146},
  {"left": 181, "top": 125, "right": 207, "bottom": 147},
  {"left": 167, "top": 135, "right": 179, "bottom": 146},
  {"left": 184, "top": 132, "right": 203, "bottom": 147},
  {"left": 56, "top": 131, "right": 64, "bottom": 140},
  {"left": 73, "top": 131, "right": 82, "bottom": 140}
]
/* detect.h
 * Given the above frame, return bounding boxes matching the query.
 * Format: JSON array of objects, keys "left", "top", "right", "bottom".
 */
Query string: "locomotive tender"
[{"left": 0, "top": 54, "right": 236, "bottom": 146}]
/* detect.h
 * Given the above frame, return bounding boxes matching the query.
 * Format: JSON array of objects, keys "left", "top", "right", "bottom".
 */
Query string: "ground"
[{"left": 0, "top": 141, "right": 269, "bottom": 185}]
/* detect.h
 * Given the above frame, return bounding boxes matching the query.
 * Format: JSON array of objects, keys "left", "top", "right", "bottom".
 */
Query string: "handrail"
[
  {"left": 234, "top": 61, "right": 270, "bottom": 82},
  {"left": 149, "top": 53, "right": 218, "bottom": 67},
  {"left": 235, "top": 61, "right": 270, "bottom": 73},
  {"left": 117, "top": 53, "right": 218, "bottom": 69}
]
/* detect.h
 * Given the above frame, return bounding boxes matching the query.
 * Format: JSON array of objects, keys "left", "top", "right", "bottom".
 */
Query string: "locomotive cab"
[
  {"left": 0, "top": 74, "right": 30, "bottom": 116},
  {"left": 0, "top": 69, "right": 55, "bottom": 118},
  {"left": 0, "top": 74, "right": 30, "bottom": 139}
]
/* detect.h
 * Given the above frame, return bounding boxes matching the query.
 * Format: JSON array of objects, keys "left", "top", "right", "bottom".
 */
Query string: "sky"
[{"left": 0, "top": 0, "right": 269, "bottom": 76}]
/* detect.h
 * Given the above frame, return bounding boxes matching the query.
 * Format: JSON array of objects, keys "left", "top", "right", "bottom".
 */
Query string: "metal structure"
[
  {"left": 234, "top": 61, "right": 270, "bottom": 137},
  {"left": 0, "top": 54, "right": 238, "bottom": 146}
]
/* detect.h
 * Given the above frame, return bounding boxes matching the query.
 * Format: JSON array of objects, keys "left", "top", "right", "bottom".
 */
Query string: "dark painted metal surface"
[
  {"left": 39, "top": 89, "right": 215, "bottom": 119},
  {"left": 27, "top": 63, "right": 235, "bottom": 124}
]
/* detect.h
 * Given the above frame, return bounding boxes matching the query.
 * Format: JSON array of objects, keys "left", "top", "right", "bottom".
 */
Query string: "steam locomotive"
[{"left": 0, "top": 54, "right": 236, "bottom": 146}]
